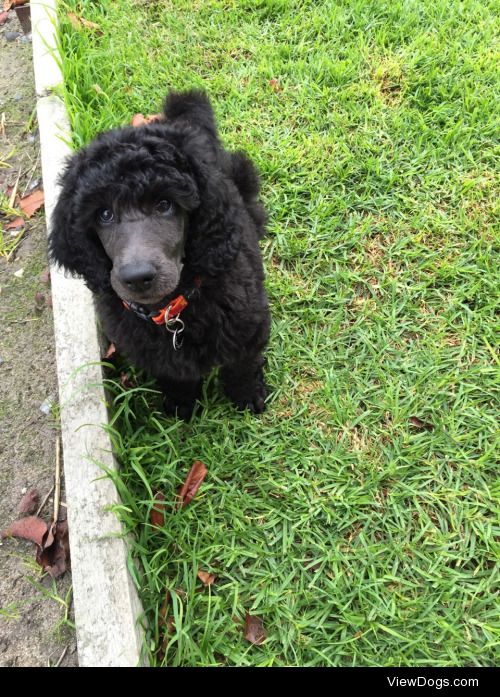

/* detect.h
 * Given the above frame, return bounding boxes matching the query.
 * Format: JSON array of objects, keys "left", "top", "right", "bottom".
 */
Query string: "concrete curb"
[{"left": 31, "top": 1, "right": 146, "bottom": 667}]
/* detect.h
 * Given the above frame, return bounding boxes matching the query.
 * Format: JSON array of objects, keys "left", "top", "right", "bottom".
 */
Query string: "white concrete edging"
[{"left": 31, "top": 1, "right": 146, "bottom": 667}]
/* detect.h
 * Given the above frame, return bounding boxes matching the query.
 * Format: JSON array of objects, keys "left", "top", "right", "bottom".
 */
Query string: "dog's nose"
[{"left": 119, "top": 262, "right": 157, "bottom": 292}]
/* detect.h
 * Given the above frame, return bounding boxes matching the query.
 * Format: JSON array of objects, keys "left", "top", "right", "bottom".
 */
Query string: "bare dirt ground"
[{"left": 0, "top": 9, "right": 77, "bottom": 667}]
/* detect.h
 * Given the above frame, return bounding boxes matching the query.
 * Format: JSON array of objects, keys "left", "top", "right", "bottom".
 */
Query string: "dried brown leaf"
[
  {"left": 150, "top": 492, "right": 166, "bottom": 528},
  {"left": 67, "top": 11, "right": 102, "bottom": 34},
  {"left": 35, "top": 291, "right": 45, "bottom": 308},
  {"left": 40, "top": 268, "right": 51, "bottom": 285},
  {"left": 244, "top": 613, "right": 266, "bottom": 645},
  {"left": 103, "top": 342, "right": 116, "bottom": 359},
  {"left": 18, "top": 488, "right": 39, "bottom": 516},
  {"left": 1, "top": 515, "right": 47, "bottom": 546},
  {"left": 158, "top": 590, "right": 171, "bottom": 624},
  {"left": 197, "top": 569, "right": 216, "bottom": 587},
  {"left": 79, "top": 17, "right": 102, "bottom": 32},
  {"left": 156, "top": 590, "right": 173, "bottom": 661},
  {"left": 131, "top": 113, "right": 162, "bottom": 127},
  {"left": 36, "top": 519, "right": 70, "bottom": 578},
  {"left": 409, "top": 416, "right": 434, "bottom": 431},
  {"left": 18, "top": 189, "right": 44, "bottom": 218},
  {"left": 5, "top": 216, "right": 25, "bottom": 230},
  {"left": 120, "top": 372, "right": 133, "bottom": 389},
  {"left": 177, "top": 460, "right": 207, "bottom": 508},
  {"left": 66, "top": 11, "right": 80, "bottom": 30}
]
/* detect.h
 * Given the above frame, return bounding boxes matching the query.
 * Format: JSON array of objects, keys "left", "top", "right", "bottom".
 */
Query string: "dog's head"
[{"left": 49, "top": 91, "right": 245, "bottom": 304}]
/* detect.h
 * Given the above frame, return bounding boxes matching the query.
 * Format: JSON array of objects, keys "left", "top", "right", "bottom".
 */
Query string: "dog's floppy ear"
[
  {"left": 164, "top": 90, "right": 245, "bottom": 274},
  {"left": 183, "top": 166, "right": 244, "bottom": 274},
  {"left": 49, "top": 154, "right": 112, "bottom": 293}
]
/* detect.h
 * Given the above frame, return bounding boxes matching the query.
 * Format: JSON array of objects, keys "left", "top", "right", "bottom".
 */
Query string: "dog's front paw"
[
  {"left": 162, "top": 395, "right": 197, "bottom": 421},
  {"left": 233, "top": 382, "right": 268, "bottom": 414}
]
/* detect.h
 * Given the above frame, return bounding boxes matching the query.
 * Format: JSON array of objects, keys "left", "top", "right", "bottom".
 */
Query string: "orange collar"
[{"left": 121, "top": 276, "right": 201, "bottom": 326}]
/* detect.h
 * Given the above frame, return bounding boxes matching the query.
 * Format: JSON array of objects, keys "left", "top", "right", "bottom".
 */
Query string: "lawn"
[{"left": 57, "top": 0, "right": 499, "bottom": 666}]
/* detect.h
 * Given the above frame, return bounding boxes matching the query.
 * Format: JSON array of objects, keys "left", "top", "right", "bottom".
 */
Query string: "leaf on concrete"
[
  {"left": 177, "top": 460, "right": 207, "bottom": 508},
  {"left": 18, "top": 189, "right": 44, "bottom": 218},
  {"left": 1, "top": 515, "right": 47, "bottom": 546},
  {"left": 18, "top": 488, "right": 39, "bottom": 516},
  {"left": 244, "top": 613, "right": 266, "bottom": 645}
]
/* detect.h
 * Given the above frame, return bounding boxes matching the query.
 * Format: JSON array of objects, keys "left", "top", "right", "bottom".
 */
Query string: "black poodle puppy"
[{"left": 49, "top": 90, "right": 270, "bottom": 419}]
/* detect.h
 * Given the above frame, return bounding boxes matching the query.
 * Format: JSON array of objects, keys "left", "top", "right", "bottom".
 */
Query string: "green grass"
[{"left": 57, "top": 0, "right": 499, "bottom": 666}]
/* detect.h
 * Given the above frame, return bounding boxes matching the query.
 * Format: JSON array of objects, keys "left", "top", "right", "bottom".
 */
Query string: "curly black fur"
[{"left": 49, "top": 90, "right": 270, "bottom": 419}]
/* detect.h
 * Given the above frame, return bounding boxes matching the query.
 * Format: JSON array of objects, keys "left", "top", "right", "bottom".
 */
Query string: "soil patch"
[{"left": 0, "top": 10, "right": 77, "bottom": 667}]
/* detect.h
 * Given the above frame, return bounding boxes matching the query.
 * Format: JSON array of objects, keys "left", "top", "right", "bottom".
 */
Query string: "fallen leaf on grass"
[
  {"left": 159, "top": 590, "right": 170, "bottom": 623},
  {"left": 131, "top": 113, "right": 162, "bottom": 127},
  {"left": 67, "top": 12, "right": 102, "bottom": 34},
  {"left": 156, "top": 590, "right": 175, "bottom": 661},
  {"left": 18, "top": 189, "right": 44, "bottom": 218},
  {"left": 409, "top": 416, "right": 434, "bottom": 431},
  {"left": 244, "top": 613, "right": 266, "bottom": 645},
  {"left": 18, "top": 488, "right": 39, "bottom": 515},
  {"left": 120, "top": 372, "right": 134, "bottom": 389},
  {"left": 150, "top": 492, "right": 166, "bottom": 527},
  {"left": 1, "top": 515, "right": 47, "bottom": 546},
  {"left": 4, "top": 216, "right": 25, "bottom": 230},
  {"left": 36, "top": 519, "right": 70, "bottom": 578},
  {"left": 177, "top": 460, "right": 207, "bottom": 508},
  {"left": 197, "top": 569, "right": 216, "bottom": 587},
  {"left": 269, "top": 78, "right": 282, "bottom": 93}
]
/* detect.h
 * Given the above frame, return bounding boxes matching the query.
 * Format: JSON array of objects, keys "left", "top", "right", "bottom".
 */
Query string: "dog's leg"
[
  {"left": 158, "top": 377, "right": 202, "bottom": 421},
  {"left": 220, "top": 354, "right": 267, "bottom": 414}
]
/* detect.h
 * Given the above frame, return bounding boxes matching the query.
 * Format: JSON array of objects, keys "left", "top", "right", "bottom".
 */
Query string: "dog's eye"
[
  {"left": 155, "top": 200, "right": 173, "bottom": 215},
  {"left": 98, "top": 208, "right": 115, "bottom": 224}
]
